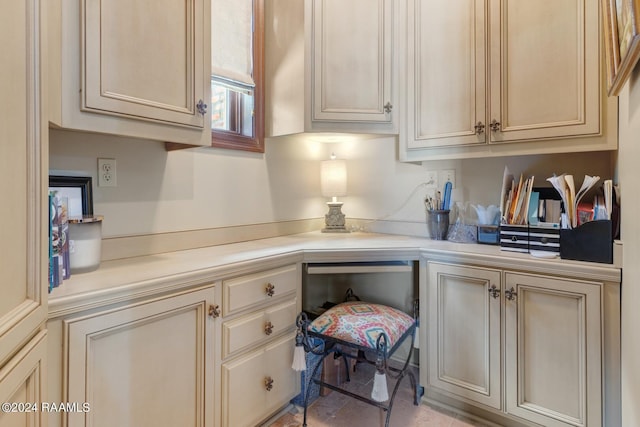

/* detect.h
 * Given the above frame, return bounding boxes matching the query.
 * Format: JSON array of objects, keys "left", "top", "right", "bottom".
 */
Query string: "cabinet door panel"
[
  {"left": 428, "top": 262, "right": 501, "bottom": 409},
  {"left": 489, "top": 0, "right": 600, "bottom": 142},
  {"left": 65, "top": 288, "right": 214, "bottom": 427},
  {"left": 0, "top": 0, "right": 47, "bottom": 368},
  {"left": 505, "top": 273, "right": 602, "bottom": 427},
  {"left": 83, "top": 0, "right": 205, "bottom": 127},
  {"left": 407, "top": 0, "right": 486, "bottom": 148},
  {"left": 310, "top": 0, "right": 392, "bottom": 123},
  {"left": 0, "top": 332, "right": 47, "bottom": 427}
]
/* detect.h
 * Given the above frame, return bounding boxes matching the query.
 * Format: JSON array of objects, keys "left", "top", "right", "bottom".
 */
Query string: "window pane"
[{"left": 211, "top": 81, "right": 254, "bottom": 137}]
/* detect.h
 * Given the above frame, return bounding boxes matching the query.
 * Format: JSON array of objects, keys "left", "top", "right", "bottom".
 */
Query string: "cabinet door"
[
  {"left": 0, "top": 332, "right": 47, "bottom": 427},
  {"left": 83, "top": 0, "right": 206, "bottom": 128},
  {"left": 488, "top": 0, "right": 600, "bottom": 142},
  {"left": 308, "top": 0, "right": 394, "bottom": 127},
  {"left": 504, "top": 273, "right": 602, "bottom": 427},
  {"left": 222, "top": 333, "right": 297, "bottom": 427},
  {"left": 406, "top": 0, "right": 487, "bottom": 149},
  {"left": 0, "top": 0, "right": 47, "bottom": 368},
  {"left": 428, "top": 262, "right": 502, "bottom": 409},
  {"left": 64, "top": 287, "right": 215, "bottom": 427}
]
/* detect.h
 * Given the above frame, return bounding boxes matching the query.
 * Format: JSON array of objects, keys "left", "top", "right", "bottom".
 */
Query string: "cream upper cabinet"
[
  {"left": 49, "top": 0, "right": 211, "bottom": 146},
  {"left": 401, "top": 0, "right": 617, "bottom": 161},
  {"left": 406, "top": 0, "right": 487, "bottom": 149},
  {"left": 0, "top": 0, "right": 48, "bottom": 370},
  {"left": 266, "top": 0, "right": 398, "bottom": 136}
]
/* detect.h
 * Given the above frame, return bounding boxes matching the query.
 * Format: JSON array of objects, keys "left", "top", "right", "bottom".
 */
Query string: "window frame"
[{"left": 210, "top": 0, "right": 265, "bottom": 153}]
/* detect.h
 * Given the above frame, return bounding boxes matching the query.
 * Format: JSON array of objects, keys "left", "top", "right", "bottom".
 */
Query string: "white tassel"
[
  {"left": 371, "top": 371, "right": 389, "bottom": 402},
  {"left": 292, "top": 345, "right": 307, "bottom": 371}
]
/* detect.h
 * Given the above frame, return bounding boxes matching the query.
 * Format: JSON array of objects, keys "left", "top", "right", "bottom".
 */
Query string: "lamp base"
[{"left": 322, "top": 202, "right": 350, "bottom": 233}]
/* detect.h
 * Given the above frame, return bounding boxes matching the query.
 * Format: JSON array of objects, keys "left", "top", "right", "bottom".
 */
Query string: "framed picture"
[
  {"left": 49, "top": 175, "right": 93, "bottom": 219},
  {"left": 603, "top": 0, "right": 640, "bottom": 96}
]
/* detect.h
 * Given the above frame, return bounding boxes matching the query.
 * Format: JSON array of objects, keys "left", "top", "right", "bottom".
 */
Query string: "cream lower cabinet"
[
  {"left": 428, "top": 263, "right": 502, "bottom": 410},
  {"left": 0, "top": 332, "right": 47, "bottom": 427},
  {"left": 504, "top": 273, "right": 602, "bottom": 427},
  {"left": 428, "top": 262, "right": 604, "bottom": 427},
  {"left": 48, "top": 0, "right": 211, "bottom": 146},
  {"left": 63, "top": 286, "right": 215, "bottom": 427},
  {"left": 218, "top": 264, "right": 300, "bottom": 427}
]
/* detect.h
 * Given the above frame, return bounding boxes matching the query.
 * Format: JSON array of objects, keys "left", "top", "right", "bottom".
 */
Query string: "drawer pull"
[
  {"left": 264, "top": 321, "right": 274, "bottom": 335},
  {"left": 208, "top": 304, "right": 221, "bottom": 318},
  {"left": 264, "top": 376, "right": 274, "bottom": 391},
  {"left": 505, "top": 287, "right": 517, "bottom": 301},
  {"left": 265, "top": 283, "right": 275, "bottom": 297},
  {"left": 488, "top": 285, "right": 500, "bottom": 299}
]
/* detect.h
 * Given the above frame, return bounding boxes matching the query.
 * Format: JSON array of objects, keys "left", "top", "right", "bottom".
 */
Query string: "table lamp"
[{"left": 321, "top": 153, "right": 349, "bottom": 233}]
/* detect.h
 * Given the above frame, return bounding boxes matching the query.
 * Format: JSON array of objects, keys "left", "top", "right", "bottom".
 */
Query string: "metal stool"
[{"left": 292, "top": 299, "right": 422, "bottom": 427}]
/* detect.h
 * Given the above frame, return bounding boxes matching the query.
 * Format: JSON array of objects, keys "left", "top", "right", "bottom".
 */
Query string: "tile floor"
[{"left": 268, "top": 363, "right": 489, "bottom": 427}]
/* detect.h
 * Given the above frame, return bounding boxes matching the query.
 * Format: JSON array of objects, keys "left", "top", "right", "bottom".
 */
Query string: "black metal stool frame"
[{"left": 295, "top": 305, "right": 422, "bottom": 427}]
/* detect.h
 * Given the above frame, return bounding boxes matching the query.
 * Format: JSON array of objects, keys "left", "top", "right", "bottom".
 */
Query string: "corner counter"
[{"left": 48, "top": 231, "right": 620, "bottom": 318}]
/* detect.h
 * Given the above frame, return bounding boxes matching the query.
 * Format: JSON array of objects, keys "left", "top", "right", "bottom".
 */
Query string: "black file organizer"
[{"left": 559, "top": 220, "right": 613, "bottom": 264}]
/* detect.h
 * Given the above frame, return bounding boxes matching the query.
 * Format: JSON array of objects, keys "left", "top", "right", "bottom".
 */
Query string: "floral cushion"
[{"left": 308, "top": 301, "right": 415, "bottom": 351}]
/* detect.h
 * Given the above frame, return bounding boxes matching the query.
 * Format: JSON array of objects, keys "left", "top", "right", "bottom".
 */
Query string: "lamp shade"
[{"left": 321, "top": 158, "right": 347, "bottom": 198}]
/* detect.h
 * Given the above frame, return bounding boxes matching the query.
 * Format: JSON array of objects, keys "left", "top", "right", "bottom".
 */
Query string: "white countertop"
[{"left": 48, "top": 231, "right": 621, "bottom": 317}]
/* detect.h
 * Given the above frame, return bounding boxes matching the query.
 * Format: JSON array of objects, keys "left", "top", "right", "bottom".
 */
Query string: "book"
[
  {"left": 59, "top": 196, "right": 71, "bottom": 280},
  {"left": 500, "top": 169, "right": 535, "bottom": 225}
]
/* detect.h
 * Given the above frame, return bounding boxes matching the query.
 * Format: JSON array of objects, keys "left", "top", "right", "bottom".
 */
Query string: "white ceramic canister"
[{"left": 68, "top": 216, "right": 103, "bottom": 273}]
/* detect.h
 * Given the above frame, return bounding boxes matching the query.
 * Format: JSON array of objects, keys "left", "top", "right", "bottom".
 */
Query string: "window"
[{"left": 210, "top": 0, "right": 264, "bottom": 152}]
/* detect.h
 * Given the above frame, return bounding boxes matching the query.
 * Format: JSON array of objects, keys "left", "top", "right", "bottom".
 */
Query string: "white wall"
[
  {"left": 50, "top": 129, "right": 615, "bottom": 238},
  {"left": 49, "top": 129, "right": 328, "bottom": 237},
  {"left": 618, "top": 69, "right": 640, "bottom": 427}
]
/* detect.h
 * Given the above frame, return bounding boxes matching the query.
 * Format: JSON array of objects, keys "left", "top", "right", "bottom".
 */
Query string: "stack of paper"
[
  {"left": 500, "top": 167, "right": 535, "bottom": 225},
  {"left": 546, "top": 174, "right": 600, "bottom": 228}
]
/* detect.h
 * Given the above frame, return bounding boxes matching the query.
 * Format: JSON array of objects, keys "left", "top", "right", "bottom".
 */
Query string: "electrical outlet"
[
  {"left": 440, "top": 169, "right": 456, "bottom": 189},
  {"left": 98, "top": 158, "right": 117, "bottom": 187},
  {"left": 425, "top": 171, "right": 438, "bottom": 188}
]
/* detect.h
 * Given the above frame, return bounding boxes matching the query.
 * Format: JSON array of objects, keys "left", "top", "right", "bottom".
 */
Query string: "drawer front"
[
  {"left": 223, "top": 264, "right": 298, "bottom": 316},
  {"left": 222, "top": 298, "right": 297, "bottom": 359},
  {"left": 222, "top": 333, "right": 298, "bottom": 427},
  {"left": 529, "top": 227, "right": 560, "bottom": 253}
]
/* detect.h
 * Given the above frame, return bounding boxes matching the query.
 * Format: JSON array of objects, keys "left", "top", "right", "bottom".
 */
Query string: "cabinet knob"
[
  {"left": 208, "top": 304, "right": 221, "bottom": 318},
  {"left": 490, "top": 119, "right": 501, "bottom": 132},
  {"left": 264, "top": 376, "right": 274, "bottom": 391},
  {"left": 265, "top": 283, "right": 275, "bottom": 297},
  {"left": 488, "top": 284, "right": 500, "bottom": 299},
  {"left": 264, "top": 321, "right": 274, "bottom": 335},
  {"left": 196, "top": 99, "right": 208, "bottom": 115},
  {"left": 384, "top": 102, "right": 393, "bottom": 113},
  {"left": 505, "top": 287, "right": 517, "bottom": 301},
  {"left": 474, "top": 121, "right": 485, "bottom": 135}
]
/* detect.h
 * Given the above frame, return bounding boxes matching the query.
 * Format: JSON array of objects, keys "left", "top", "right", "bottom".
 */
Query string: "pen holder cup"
[{"left": 427, "top": 209, "right": 450, "bottom": 240}]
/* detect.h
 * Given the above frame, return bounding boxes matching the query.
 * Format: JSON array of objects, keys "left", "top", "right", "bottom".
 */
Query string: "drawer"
[
  {"left": 221, "top": 333, "right": 298, "bottom": 427},
  {"left": 222, "top": 298, "right": 297, "bottom": 359},
  {"left": 222, "top": 264, "right": 298, "bottom": 316}
]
